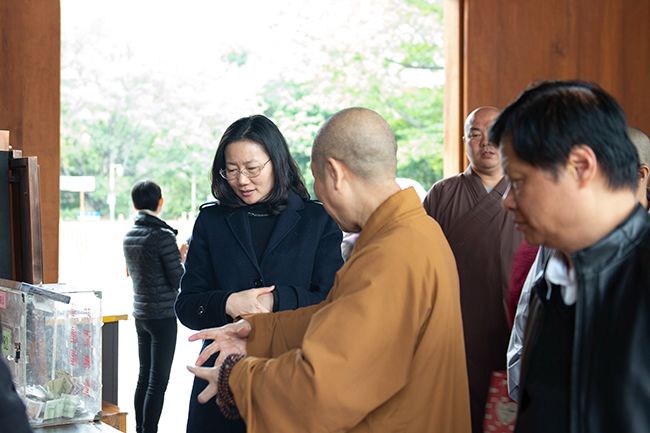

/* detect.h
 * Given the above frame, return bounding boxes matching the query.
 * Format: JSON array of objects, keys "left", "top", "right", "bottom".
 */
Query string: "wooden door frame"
[{"left": 443, "top": 0, "right": 466, "bottom": 177}]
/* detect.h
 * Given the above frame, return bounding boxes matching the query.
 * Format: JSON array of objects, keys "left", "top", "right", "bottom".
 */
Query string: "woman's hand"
[
  {"left": 179, "top": 242, "right": 189, "bottom": 264},
  {"left": 225, "top": 285, "right": 275, "bottom": 319},
  {"left": 257, "top": 290, "right": 274, "bottom": 312}
]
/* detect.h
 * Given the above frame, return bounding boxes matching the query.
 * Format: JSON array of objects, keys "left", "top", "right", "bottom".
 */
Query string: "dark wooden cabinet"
[{"left": 0, "top": 146, "right": 44, "bottom": 284}]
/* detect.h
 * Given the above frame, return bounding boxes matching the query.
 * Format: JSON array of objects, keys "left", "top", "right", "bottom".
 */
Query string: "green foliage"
[
  {"left": 223, "top": 50, "right": 249, "bottom": 67},
  {"left": 260, "top": 0, "right": 445, "bottom": 194},
  {"left": 260, "top": 80, "right": 335, "bottom": 194},
  {"left": 61, "top": 0, "right": 444, "bottom": 218},
  {"left": 60, "top": 30, "right": 217, "bottom": 220}
]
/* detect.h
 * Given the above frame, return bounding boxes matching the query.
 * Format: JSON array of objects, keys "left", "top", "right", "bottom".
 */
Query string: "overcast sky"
[{"left": 62, "top": 0, "right": 413, "bottom": 121}]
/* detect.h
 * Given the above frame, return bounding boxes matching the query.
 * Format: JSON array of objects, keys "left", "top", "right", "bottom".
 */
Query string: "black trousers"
[{"left": 134, "top": 317, "right": 177, "bottom": 433}]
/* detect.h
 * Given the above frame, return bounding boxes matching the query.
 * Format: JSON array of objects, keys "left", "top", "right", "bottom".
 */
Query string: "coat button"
[
  {"left": 198, "top": 305, "right": 205, "bottom": 316},
  {"left": 254, "top": 278, "right": 263, "bottom": 287}
]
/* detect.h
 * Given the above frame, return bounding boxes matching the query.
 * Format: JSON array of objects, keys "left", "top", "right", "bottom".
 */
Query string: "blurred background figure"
[{"left": 123, "top": 180, "right": 183, "bottom": 433}]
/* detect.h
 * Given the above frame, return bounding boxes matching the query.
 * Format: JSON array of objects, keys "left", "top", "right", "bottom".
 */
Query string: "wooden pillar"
[
  {"left": 443, "top": 0, "right": 466, "bottom": 176},
  {"left": 0, "top": 0, "right": 61, "bottom": 282}
]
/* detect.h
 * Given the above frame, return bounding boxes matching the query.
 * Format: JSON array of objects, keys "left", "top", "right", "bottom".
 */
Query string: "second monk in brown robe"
[{"left": 423, "top": 106, "right": 523, "bottom": 433}]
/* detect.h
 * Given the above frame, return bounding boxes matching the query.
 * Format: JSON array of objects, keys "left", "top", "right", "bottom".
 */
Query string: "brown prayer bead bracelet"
[{"left": 217, "top": 353, "right": 246, "bottom": 420}]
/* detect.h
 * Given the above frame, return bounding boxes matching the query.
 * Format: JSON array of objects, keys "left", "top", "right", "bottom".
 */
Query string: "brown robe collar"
[
  {"left": 464, "top": 166, "right": 509, "bottom": 197},
  {"left": 354, "top": 187, "right": 423, "bottom": 253}
]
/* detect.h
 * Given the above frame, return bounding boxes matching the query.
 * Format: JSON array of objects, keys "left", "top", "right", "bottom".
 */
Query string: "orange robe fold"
[{"left": 231, "top": 188, "right": 471, "bottom": 433}]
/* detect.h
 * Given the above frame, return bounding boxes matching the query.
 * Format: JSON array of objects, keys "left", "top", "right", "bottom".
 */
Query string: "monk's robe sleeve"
[
  {"left": 230, "top": 252, "right": 429, "bottom": 432},
  {"left": 245, "top": 302, "right": 325, "bottom": 358}
]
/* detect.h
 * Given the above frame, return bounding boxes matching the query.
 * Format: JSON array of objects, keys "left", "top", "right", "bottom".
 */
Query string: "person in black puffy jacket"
[{"left": 123, "top": 180, "right": 183, "bottom": 433}]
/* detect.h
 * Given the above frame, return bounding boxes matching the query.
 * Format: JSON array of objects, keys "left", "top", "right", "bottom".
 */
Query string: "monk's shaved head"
[
  {"left": 312, "top": 107, "right": 397, "bottom": 180},
  {"left": 464, "top": 106, "right": 499, "bottom": 137},
  {"left": 628, "top": 127, "right": 650, "bottom": 167}
]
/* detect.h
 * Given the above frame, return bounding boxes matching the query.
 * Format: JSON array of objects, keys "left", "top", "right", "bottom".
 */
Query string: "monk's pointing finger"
[
  {"left": 188, "top": 329, "right": 216, "bottom": 342},
  {"left": 187, "top": 365, "right": 207, "bottom": 379},
  {"left": 195, "top": 344, "right": 220, "bottom": 366}
]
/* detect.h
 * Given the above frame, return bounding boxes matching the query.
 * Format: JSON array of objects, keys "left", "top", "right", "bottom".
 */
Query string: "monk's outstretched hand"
[
  {"left": 186, "top": 365, "right": 219, "bottom": 404},
  {"left": 189, "top": 319, "right": 251, "bottom": 367}
]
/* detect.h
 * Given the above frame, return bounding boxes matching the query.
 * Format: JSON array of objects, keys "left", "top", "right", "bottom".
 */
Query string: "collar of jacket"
[
  {"left": 225, "top": 190, "right": 305, "bottom": 270},
  {"left": 353, "top": 187, "right": 424, "bottom": 253},
  {"left": 135, "top": 211, "right": 179, "bottom": 235},
  {"left": 225, "top": 190, "right": 305, "bottom": 215},
  {"left": 571, "top": 204, "right": 648, "bottom": 274},
  {"left": 281, "top": 190, "right": 305, "bottom": 212},
  {"left": 464, "top": 165, "right": 510, "bottom": 197}
]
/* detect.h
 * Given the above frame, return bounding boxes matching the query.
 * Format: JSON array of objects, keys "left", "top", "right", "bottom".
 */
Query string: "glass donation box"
[{"left": 0, "top": 280, "right": 102, "bottom": 427}]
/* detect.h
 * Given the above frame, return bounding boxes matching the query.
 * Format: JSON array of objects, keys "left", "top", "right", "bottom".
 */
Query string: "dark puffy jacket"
[
  {"left": 123, "top": 212, "right": 183, "bottom": 320},
  {"left": 520, "top": 206, "right": 650, "bottom": 433}
]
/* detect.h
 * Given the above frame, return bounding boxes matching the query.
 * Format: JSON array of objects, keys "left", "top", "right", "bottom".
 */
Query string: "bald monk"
[
  {"left": 187, "top": 107, "right": 471, "bottom": 433},
  {"left": 423, "top": 106, "right": 523, "bottom": 433},
  {"left": 628, "top": 127, "right": 650, "bottom": 208}
]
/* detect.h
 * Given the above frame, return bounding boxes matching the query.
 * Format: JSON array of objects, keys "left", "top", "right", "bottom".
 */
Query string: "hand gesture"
[
  {"left": 186, "top": 363, "right": 220, "bottom": 404},
  {"left": 225, "top": 285, "right": 275, "bottom": 319},
  {"left": 187, "top": 319, "right": 251, "bottom": 404},
  {"left": 189, "top": 319, "right": 251, "bottom": 367}
]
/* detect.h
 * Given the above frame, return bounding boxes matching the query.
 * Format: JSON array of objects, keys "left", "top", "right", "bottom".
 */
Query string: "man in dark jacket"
[
  {"left": 491, "top": 80, "right": 650, "bottom": 433},
  {"left": 123, "top": 180, "right": 183, "bottom": 433}
]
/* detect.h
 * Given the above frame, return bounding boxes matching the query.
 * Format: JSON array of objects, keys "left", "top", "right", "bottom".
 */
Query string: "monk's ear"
[
  {"left": 325, "top": 157, "right": 346, "bottom": 191},
  {"left": 567, "top": 145, "right": 597, "bottom": 187}
]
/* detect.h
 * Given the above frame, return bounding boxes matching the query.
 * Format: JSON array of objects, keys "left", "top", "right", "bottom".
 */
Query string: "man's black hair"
[
  {"left": 131, "top": 180, "right": 162, "bottom": 211},
  {"left": 490, "top": 80, "right": 638, "bottom": 190}
]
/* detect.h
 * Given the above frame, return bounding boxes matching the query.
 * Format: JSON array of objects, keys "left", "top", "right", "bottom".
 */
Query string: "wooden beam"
[
  {"left": 0, "top": 0, "right": 60, "bottom": 282},
  {"left": 443, "top": 0, "right": 465, "bottom": 176}
]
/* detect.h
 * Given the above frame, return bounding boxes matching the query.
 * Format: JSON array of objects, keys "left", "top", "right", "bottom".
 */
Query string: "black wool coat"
[{"left": 175, "top": 191, "right": 343, "bottom": 433}]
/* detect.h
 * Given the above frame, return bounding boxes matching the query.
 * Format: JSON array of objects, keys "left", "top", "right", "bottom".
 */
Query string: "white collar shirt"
[{"left": 544, "top": 251, "right": 577, "bottom": 306}]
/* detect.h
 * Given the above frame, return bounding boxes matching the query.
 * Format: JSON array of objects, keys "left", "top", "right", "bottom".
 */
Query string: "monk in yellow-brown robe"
[
  {"left": 189, "top": 107, "right": 471, "bottom": 433},
  {"left": 423, "top": 107, "right": 523, "bottom": 433}
]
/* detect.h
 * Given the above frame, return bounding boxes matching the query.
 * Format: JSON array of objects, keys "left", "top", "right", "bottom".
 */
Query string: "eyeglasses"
[
  {"left": 219, "top": 159, "right": 271, "bottom": 180},
  {"left": 502, "top": 178, "right": 522, "bottom": 200}
]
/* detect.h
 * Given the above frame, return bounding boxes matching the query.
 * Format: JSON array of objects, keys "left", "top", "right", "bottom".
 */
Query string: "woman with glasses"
[{"left": 176, "top": 114, "right": 343, "bottom": 433}]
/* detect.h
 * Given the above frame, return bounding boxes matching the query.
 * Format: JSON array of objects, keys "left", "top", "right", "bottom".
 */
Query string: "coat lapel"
[
  {"left": 262, "top": 192, "right": 303, "bottom": 262},
  {"left": 226, "top": 210, "right": 260, "bottom": 272}
]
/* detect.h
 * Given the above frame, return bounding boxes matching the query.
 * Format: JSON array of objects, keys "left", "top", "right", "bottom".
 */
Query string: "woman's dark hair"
[
  {"left": 131, "top": 180, "right": 162, "bottom": 211},
  {"left": 490, "top": 80, "right": 638, "bottom": 191},
  {"left": 211, "top": 115, "right": 309, "bottom": 212}
]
